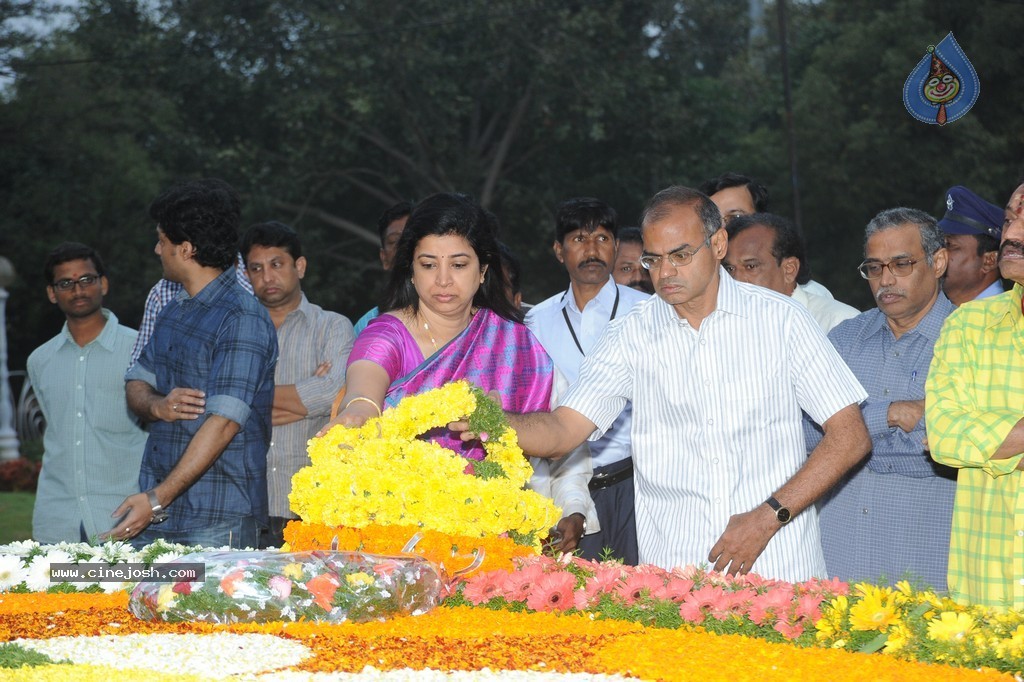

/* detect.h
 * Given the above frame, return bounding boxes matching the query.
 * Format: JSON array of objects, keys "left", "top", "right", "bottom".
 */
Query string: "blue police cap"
[{"left": 938, "top": 186, "right": 1003, "bottom": 239}]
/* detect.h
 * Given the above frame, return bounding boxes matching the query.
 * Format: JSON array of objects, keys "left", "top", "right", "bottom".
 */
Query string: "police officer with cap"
[{"left": 938, "top": 185, "right": 1005, "bottom": 305}]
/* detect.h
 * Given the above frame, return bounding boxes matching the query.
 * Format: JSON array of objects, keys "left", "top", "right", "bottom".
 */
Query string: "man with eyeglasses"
[
  {"left": 526, "top": 198, "right": 649, "bottom": 563},
  {"left": 28, "top": 242, "right": 147, "bottom": 543},
  {"left": 926, "top": 179, "right": 1024, "bottom": 609},
  {"left": 806, "top": 208, "right": 956, "bottom": 592},
  {"left": 722, "top": 213, "right": 859, "bottom": 333},
  {"left": 455, "top": 186, "right": 870, "bottom": 582}
]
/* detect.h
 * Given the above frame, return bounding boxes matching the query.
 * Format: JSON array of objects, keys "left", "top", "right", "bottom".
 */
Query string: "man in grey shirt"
[{"left": 242, "top": 222, "right": 355, "bottom": 547}]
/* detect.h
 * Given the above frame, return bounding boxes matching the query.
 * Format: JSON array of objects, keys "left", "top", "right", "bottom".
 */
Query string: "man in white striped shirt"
[{"left": 457, "top": 186, "right": 870, "bottom": 582}]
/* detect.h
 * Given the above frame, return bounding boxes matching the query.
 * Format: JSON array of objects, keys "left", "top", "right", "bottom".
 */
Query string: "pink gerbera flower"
[
  {"left": 774, "top": 619, "right": 805, "bottom": 640},
  {"left": 653, "top": 577, "right": 695, "bottom": 603},
  {"left": 462, "top": 570, "right": 508, "bottom": 605},
  {"left": 614, "top": 571, "right": 664, "bottom": 605},
  {"left": 678, "top": 584, "right": 728, "bottom": 622},
  {"left": 794, "top": 593, "right": 823, "bottom": 622},
  {"left": 503, "top": 563, "right": 545, "bottom": 602},
  {"left": 526, "top": 571, "right": 576, "bottom": 612}
]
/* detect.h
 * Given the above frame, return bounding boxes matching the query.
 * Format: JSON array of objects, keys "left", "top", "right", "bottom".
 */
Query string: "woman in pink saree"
[
  {"left": 321, "top": 192, "right": 554, "bottom": 460},
  {"left": 318, "top": 193, "right": 593, "bottom": 551}
]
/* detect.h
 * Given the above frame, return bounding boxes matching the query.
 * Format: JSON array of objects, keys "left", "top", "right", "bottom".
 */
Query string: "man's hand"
[
  {"left": 313, "top": 360, "right": 332, "bottom": 377},
  {"left": 158, "top": 388, "right": 206, "bottom": 422},
  {"left": 708, "top": 505, "right": 780, "bottom": 576},
  {"left": 99, "top": 491, "right": 153, "bottom": 542},
  {"left": 887, "top": 399, "right": 925, "bottom": 433},
  {"left": 551, "top": 513, "right": 586, "bottom": 554}
]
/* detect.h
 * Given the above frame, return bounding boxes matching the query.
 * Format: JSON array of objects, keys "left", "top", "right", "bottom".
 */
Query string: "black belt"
[{"left": 589, "top": 460, "right": 634, "bottom": 491}]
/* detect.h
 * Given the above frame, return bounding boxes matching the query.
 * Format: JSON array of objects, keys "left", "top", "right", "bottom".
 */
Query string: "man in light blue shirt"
[
  {"left": 807, "top": 208, "right": 956, "bottom": 591},
  {"left": 526, "top": 198, "right": 649, "bottom": 563},
  {"left": 29, "top": 242, "right": 147, "bottom": 543}
]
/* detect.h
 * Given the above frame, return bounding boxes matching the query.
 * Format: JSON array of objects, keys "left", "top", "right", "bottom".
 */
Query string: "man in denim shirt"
[{"left": 108, "top": 178, "right": 277, "bottom": 549}]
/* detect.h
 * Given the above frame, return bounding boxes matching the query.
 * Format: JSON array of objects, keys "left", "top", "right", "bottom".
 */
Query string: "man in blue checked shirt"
[{"left": 106, "top": 178, "right": 278, "bottom": 549}]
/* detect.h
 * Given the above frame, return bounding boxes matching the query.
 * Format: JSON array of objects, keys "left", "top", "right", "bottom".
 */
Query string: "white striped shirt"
[{"left": 562, "top": 269, "right": 867, "bottom": 582}]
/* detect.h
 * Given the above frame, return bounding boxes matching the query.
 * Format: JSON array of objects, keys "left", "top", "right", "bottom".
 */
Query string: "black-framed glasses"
[
  {"left": 640, "top": 237, "right": 712, "bottom": 271},
  {"left": 52, "top": 275, "right": 100, "bottom": 291},
  {"left": 857, "top": 259, "right": 919, "bottom": 280}
]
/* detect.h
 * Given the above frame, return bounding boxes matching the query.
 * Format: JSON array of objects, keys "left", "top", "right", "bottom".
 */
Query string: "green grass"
[{"left": 0, "top": 491, "right": 35, "bottom": 544}]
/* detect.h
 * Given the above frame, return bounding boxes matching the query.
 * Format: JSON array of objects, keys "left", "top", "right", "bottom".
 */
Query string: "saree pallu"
[{"left": 377, "top": 309, "right": 554, "bottom": 460}]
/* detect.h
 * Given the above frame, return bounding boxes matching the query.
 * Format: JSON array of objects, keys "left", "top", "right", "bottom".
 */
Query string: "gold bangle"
[{"left": 345, "top": 396, "right": 381, "bottom": 417}]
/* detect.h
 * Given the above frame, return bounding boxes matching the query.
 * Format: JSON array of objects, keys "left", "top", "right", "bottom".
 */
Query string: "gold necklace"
[{"left": 419, "top": 314, "right": 439, "bottom": 352}]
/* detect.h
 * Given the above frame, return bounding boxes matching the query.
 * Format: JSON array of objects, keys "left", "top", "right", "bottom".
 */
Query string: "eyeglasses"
[
  {"left": 52, "top": 275, "right": 100, "bottom": 291},
  {"left": 856, "top": 259, "right": 919, "bottom": 280},
  {"left": 640, "top": 237, "right": 711, "bottom": 271}
]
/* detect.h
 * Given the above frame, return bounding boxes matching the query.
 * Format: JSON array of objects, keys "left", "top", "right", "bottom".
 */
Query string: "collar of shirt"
[
  {"left": 650, "top": 266, "right": 749, "bottom": 329},
  {"left": 174, "top": 268, "right": 238, "bottom": 309},
  {"left": 857, "top": 292, "right": 956, "bottom": 344},
  {"left": 58, "top": 308, "right": 120, "bottom": 352},
  {"left": 559, "top": 276, "right": 618, "bottom": 317},
  {"left": 282, "top": 293, "right": 313, "bottom": 326}
]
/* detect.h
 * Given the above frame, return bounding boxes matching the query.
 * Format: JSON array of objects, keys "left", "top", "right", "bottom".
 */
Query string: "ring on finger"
[{"left": 173, "top": 403, "right": 178, "bottom": 412}]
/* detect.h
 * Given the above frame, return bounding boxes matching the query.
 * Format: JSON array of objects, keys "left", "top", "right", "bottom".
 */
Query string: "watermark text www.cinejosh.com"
[{"left": 49, "top": 563, "right": 205, "bottom": 584}]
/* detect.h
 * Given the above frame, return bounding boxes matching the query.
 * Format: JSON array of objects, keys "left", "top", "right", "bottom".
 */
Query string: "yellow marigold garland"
[{"left": 289, "top": 381, "right": 558, "bottom": 542}]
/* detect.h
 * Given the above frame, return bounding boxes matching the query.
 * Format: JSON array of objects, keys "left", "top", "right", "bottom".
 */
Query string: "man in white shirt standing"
[
  {"left": 723, "top": 213, "right": 859, "bottom": 333},
  {"left": 457, "top": 186, "right": 870, "bottom": 581},
  {"left": 526, "top": 198, "right": 650, "bottom": 563}
]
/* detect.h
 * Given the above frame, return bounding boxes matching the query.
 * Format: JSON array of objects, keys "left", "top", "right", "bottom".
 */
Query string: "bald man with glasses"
[{"left": 455, "top": 186, "right": 870, "bottom": 582}]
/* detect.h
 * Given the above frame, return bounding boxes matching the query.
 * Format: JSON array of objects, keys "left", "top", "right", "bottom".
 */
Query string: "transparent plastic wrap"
[{"left": 129, "top": 549, "right": 444, "bottom": 624}]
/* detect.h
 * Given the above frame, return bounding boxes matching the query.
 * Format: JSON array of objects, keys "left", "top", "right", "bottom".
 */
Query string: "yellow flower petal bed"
[
  {"left": 0, "top": 594, "right": 1013, "bottom": 681},
  {"left": 282, "top": 522, "right": 536, "bottom": 575},
  {"left": 2, "top": 665, "right": 210, "bottom": 682}
]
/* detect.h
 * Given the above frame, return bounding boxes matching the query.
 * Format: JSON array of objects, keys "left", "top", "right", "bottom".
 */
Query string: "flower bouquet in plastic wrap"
[{"left": 129, "top": 549, "right": 443, "bottom": 624}]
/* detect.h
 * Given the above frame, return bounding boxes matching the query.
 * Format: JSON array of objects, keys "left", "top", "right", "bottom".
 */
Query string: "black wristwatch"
[
  {"left": 147, "top": 489, "right": 169, "bottom": 524},
  {"left": 764, "top": 495, "right": 792, "bottom": 525}
]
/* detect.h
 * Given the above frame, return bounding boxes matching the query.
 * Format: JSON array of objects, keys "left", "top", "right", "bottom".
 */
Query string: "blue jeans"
[{"left": 132, "top": 515, "right": 262, "bottom": 550}]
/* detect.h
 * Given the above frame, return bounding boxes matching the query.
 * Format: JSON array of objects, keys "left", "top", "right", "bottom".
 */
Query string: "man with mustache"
[
  {"left": 926, "top": 180, "right": 1024, "bottom": 609},
  {"left": 526, "top": 197, "right": 649, "bottom": 563},
  {"left": 936, "top": 185, "right": 1005, "bottom": 305},
  {"left": 462, "top": 187, "right": 869, "bottom": 581},
  {"left": 807, "top": 208, "right": 956, "bottom": 591}
]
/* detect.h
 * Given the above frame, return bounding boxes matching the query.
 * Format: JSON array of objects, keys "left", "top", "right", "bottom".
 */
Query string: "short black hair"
[
  {"left": 726, "top": 212, "right": 811, "bottom": 285},
  {"left": 617, "top": 226, "right": 643, "bottom": 246},
  {"left": 972, "top": 233, "right": 1000, "bottom": 257},
  {"left": 377, "top": 201, "right": 414, "bottom": 246},
  {"left": 43, "top": 242, "right": 105, "bottom": 284},
  {"left": 241, "top": 221, "right": 302, "bottom": 263},
  {"left": 149, "top": 178, "right": 241, "bottom": 271},
  {"left": 554, "top": 197, "right": 618, "bottom": 243},
  {"left": 698, "top": 172, "right": 770, "bottom": 213}
]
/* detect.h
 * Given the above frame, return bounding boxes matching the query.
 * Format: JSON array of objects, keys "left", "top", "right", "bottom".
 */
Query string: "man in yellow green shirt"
[{"left": 926, "top": 180, "right": 1024, "bottom": 609}]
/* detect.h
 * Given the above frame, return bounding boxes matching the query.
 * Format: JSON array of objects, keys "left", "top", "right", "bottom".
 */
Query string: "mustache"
[
  {"left": 998, "top": 240, "right": 1024, "bottom": 262},
  {"left": 874, "top": 286, "right": 906, "bottom": 302},
  {"left": 578, "top": 258, "right": 607, "bottom": 268}
]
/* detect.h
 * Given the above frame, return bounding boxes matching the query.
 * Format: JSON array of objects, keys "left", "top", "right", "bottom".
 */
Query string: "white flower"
[
  {"left": 152, "top": 551, "right": 182, "bottom": 564},
  {"left": 24, "top": 549, "right": 73, "bottom": 592},
  {"left": 0, "top": 540, "right": 39, "bottom": 555},
  {"left": 0, "top": 554, "right": 28, "bottom": 590}
]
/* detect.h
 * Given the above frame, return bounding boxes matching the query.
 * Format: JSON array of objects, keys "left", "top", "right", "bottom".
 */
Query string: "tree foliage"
[{"left": 0, "top": 0, "right": 1022, "bottom": 366}]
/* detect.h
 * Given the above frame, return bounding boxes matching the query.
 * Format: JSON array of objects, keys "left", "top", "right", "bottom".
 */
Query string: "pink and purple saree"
[{"left": 348, "top": 308, "right": 554, "bottom": 459}]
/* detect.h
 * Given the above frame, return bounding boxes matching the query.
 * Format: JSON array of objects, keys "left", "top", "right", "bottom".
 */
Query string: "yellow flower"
[
  {"left": 345, "top": 572, "right": 374, "bottom": 587},
  {"left": 883, "top": 624, "right": 913, "bottom": 654},
  {"left": 156, "top": 583, "right": 177, "bottom": 612},
  {"left": 927, "top": 611, "right": 975, "bottom": 642},
  {"left": 282, "top": 563, "right": 304, "bottom": 580},
  {"left": 848, "top": 584, "right": 903, "bottom": 632}
]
